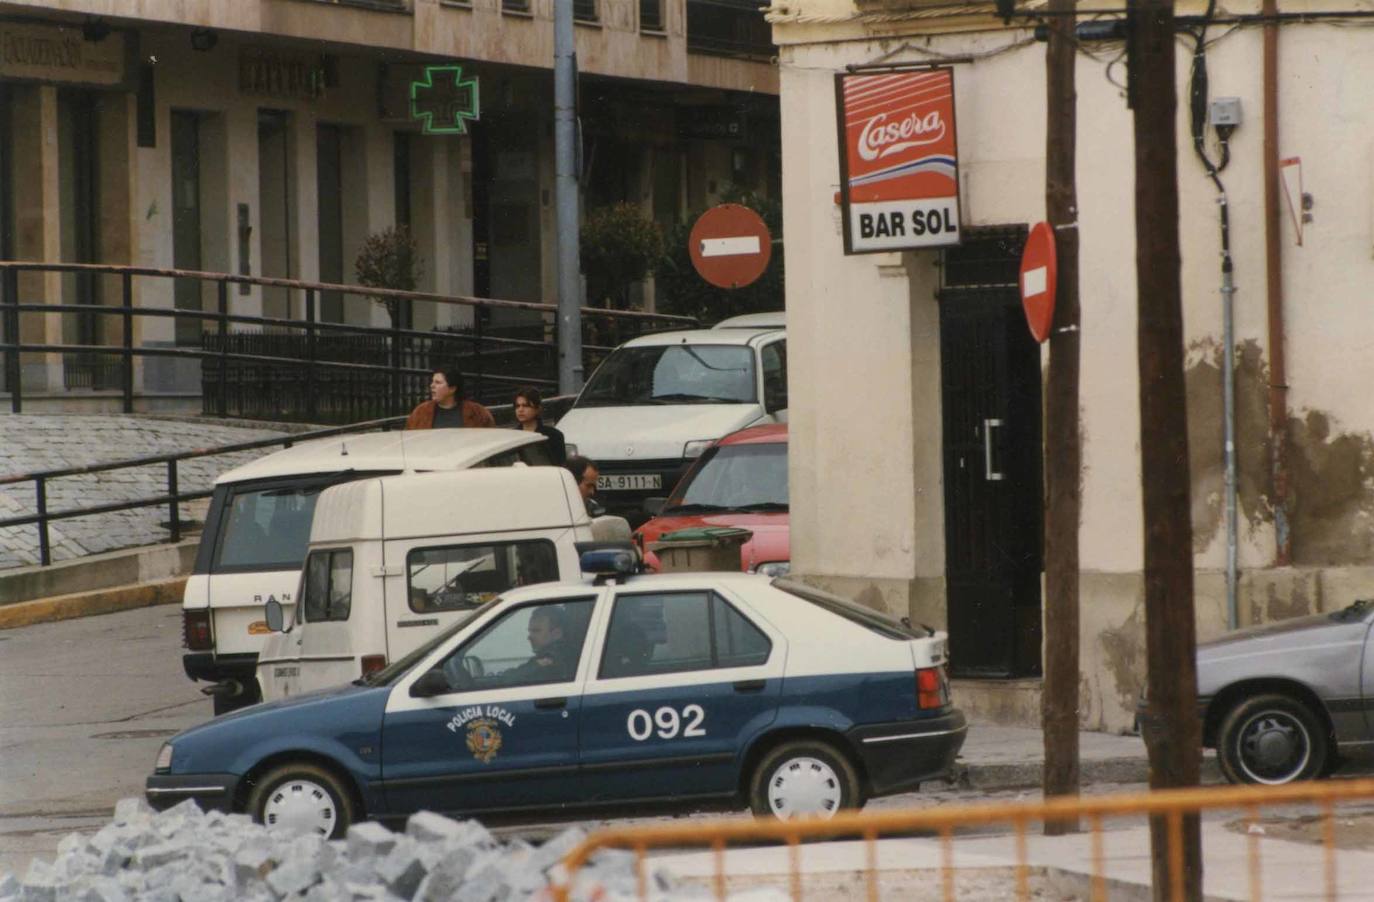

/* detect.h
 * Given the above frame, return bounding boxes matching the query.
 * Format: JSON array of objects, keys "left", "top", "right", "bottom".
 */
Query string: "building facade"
[
  {"left": 773, "top": 0, "right": 1374, "bottom": 729},
  {"left": 0, "top": 0, "right": 779, "bottom": 403}
]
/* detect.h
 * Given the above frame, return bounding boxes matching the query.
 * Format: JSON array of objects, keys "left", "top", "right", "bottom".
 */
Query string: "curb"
[
  {"left": 953, "top": 756, "right": 1222, "bottom": 792},
  {"left": 0, "top": 577, "right": 187, "bottom": 630}
]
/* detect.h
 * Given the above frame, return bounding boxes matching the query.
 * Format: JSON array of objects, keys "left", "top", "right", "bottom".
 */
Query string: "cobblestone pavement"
[{"left": 0, "top": 415, "right": 291, "bottom": 570}]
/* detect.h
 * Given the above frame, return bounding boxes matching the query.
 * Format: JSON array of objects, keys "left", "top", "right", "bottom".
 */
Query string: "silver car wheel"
[
  {"left": 1234, "top": 709, "right": 1311, "bottom": 785},
  {"left": 261, "top": 777, "right": 338, "bottom": 836},
  {"left": 768, "top": 756, "right": 843, "bottom": 819}
]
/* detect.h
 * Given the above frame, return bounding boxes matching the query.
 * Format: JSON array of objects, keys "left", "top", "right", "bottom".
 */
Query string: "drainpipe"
[
  {"left": 1222, "top": 212, "right": 1238, "bottom": 630},
  {"left": 1263, "top": 0, "right": 1292, "bottom": 570}
]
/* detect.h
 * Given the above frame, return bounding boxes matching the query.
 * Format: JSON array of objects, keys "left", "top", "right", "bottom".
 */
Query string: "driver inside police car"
[{"left": 502, "top": 605, "right": 576, "bottom": 683}]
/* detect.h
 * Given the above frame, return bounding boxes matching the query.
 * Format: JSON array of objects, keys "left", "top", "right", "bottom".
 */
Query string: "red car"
[{"left": 634, "top": 424, "right": 789, "bottom": 575}]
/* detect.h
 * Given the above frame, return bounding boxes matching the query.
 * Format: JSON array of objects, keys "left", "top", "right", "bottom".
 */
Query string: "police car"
[{"left": 146, "top": 551, "right": 966, "bottom": 837}]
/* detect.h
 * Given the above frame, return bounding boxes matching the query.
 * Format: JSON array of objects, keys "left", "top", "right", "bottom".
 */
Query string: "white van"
[
  {"left": 182, "top": 429, "right": 550, "bottom": 714},
  {"left": 254, "top": 466, "right": 627, "bottom": 701},
  {"left": 556, "top": 326, "right": 787, "bottom": 521}
]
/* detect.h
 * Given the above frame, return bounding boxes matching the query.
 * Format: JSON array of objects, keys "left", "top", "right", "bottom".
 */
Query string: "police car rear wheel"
[
  {"left": 749, "top": 741, "right": 861, "bottom": 820},
  {"left": 248, "top": 763, "right": 355, "bottom": 840}
]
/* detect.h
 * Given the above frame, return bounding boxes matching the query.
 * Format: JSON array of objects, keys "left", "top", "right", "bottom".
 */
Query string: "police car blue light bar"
[{"left": 578, "top": 547, "right": 637, "bottom": 575}]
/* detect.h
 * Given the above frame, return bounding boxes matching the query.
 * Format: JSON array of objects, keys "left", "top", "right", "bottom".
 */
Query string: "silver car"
[{"left": 1198, "top": 598, "right": 1374, "bottom": 785}]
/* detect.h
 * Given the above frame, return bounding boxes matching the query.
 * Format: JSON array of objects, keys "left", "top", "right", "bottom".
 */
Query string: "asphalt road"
[{"left": 0, "top": 603, "right": 212, "bottom": 878}]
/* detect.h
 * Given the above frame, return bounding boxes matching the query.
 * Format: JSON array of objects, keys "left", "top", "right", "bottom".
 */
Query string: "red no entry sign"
[
  {"left": 1020, "top": 221, "right": 1057, "bottom": 343},
  {"left": 688, "top": 204, "right": 772, "bottom": 289}
]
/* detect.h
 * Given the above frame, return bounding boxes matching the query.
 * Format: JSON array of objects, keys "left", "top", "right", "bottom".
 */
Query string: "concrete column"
[
  {"left": 291, "top": 109, "right": 319, "bottom": 319},
  {"left": 10, "top": 86, "right": 62, "bottom": 392},
  {"left": 351, "top": 121, "right": 394, "bottom": 327},
  {"left": 224, "top": 106, "right": 263, "bottom": 319}
]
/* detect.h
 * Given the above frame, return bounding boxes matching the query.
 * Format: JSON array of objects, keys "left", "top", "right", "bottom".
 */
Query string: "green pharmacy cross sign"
[{"left": 410, "top": 65, "right": 480, "bottom": 135}]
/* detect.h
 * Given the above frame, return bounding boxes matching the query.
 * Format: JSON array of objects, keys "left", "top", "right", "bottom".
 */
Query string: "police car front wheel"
[
  {"left": 248, "top": 763, "right": 356, "bottom": 840},
  {"left": 749, "top": 740, "right": 862, "bottom": 820}
]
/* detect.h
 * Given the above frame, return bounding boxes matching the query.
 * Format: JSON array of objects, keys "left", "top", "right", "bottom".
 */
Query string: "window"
[
  {"left": 666, "top": 442, "right": 787, "bottom": 513},
  {"left": 574, "top": 0, "right": 598, "bottom": 22},
  {"left": 600, "top": 592, "right": 770, "bottom": 679},
  {"left": 761, "top": 339, "right": 787, "bottom": 411},
  {"left": 640, "top": 0, "right": 664, "bottom": 31},
  {"left": 302, "top": 549, "right": 353, "bottom": 622},
  {"left": 216, "top": 483, "right": 328, "bottom": 570},
  {"left": 577, "top": 345, "right": 756, "bottom": 408},
  {"left": 502, "top": 0, "right": 530, "bottom": 11},
  {"left": 434, "top": 598, "right": 595, "bottom": 691},
  {"left": 774, "top": 579, "right": 927, "bottom": 640},
  {"left": 406, "top": 539, "right": 559, "bottom": 612}
]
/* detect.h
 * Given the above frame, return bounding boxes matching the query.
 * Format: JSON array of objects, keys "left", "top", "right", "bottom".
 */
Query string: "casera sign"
[{"left": 835, "top": 68, "right": 962, "bottom": 254}]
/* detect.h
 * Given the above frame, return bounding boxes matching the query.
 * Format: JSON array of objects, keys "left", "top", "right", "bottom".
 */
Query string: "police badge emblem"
[{"left": 465, "top": 717, "right": 503, "bottom": 763}]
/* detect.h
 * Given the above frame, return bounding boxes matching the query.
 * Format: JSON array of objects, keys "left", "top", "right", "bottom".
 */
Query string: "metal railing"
[
  {"left": 552, "top": 777, "right": 1374, "bottom": 901},
  {"left": 0, "top": 261, "right": 694, "bottom": 421}
]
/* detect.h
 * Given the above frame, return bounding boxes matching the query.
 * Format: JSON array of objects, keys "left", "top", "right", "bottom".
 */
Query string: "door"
[
  {"left": 939, "top": 230, "right": 1043, "bottom": 678},
  {"left": 759, "top": 336, "right": 788, "bottom": 422},
  {"left": 380, "top": 596, "right": 599, "bottom": 816},
  {"left": 257, "top": 110, "right": 292, "bottom": 321},
  {"left": 171, "top": 111, "right": 203, "bottom": 347},
  {"left": 578, "top": 587, "right": 783, "bottom": 802},
  {"left": 316, "top": 124, "right": 344, "bottom": 323}
]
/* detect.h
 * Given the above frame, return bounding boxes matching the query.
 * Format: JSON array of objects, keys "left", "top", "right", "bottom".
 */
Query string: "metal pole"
[
  {"left": 305, "top": 288, "right": 318, "bottom": 422},
  {"left": 1221, "top": 201, "right": 1239, "bottom": 631},
  {"left": 167, "top": 459, "right": 181, "bottom": 544},
  {"left": 554, "top": 0, "right": 584, "bottom": 394},
  {"left": 3, "top": 267, "right": 19, "bottom": 413},
  {"left": 36, "top": 475, "right": 49, "bottom": 566},
  {"left": 217, "top": 280, "right": 229, "bottom": 419},
  {"left": 121, "top": 273, "right": 134, "bottom": 413}
]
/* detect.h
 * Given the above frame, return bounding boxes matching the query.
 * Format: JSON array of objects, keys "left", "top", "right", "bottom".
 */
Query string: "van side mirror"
[
  {"left": 264, "top": 599, "right": 284, "bottom": 633},
  {"left": 410, "top": 669, "right": 452, "bottom": 699},
  {"left": 643, "top": 497, "right": 667, "bottom": 517}
]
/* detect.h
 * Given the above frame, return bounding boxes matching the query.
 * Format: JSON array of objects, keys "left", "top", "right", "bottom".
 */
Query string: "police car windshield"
[
  {"left": 360, "top": 608, "right": 485, "bottom": 686},
  {"left": 577, "top": 345, "right": 756, "bottom": 407},
  {"left": 773, "top": 578, "right": 928, "bottom": 640}
]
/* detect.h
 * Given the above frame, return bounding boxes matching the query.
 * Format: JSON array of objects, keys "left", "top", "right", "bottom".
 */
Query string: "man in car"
[
  {"left": 502, "top": 605, "right": 576, "bottom": 684},
  {"left": 565, "top": 456, "right": 605, "bottom": 516}
]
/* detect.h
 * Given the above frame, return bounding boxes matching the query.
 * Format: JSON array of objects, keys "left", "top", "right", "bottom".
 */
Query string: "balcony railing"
[{"left": 687, "top": 0, "right": 776, "bottom": 61}]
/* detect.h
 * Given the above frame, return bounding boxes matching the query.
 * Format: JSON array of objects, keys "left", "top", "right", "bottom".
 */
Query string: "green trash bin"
[{"left": 649, "top": 526, "right": 754, "bottom": 573}]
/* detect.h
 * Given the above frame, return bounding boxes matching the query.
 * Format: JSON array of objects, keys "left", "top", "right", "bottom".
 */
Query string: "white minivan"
[
  {"left": 556, "top": 326, "right": 787, "bottom": 521},
  {"left": 182, "top": 429, "right": 551, "bottom": 714},
  {"left": 254, "top": 466, "right": 627, "bottom": 701}
]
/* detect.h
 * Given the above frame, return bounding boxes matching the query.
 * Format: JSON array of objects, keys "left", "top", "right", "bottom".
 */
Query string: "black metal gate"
[{"left": 939, "top": 229, "right": 1044, "bottom": 678}]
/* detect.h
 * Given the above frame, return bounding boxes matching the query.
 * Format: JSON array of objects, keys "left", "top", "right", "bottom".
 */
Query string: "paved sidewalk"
[
  {"left": 0, "top": 414, "right": 289, "bottom": 569},
  {"left": 657, "top": 814, "right": 1374, "bottom": 900}
]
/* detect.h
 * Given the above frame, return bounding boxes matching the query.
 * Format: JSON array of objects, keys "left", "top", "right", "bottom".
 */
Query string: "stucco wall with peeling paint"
[{"left": 777, "top": 5, "right": 1374, "bottom": 730}]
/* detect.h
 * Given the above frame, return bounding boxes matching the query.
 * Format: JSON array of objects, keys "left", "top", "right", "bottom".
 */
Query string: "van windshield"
[
  {"left": 215, "top": 483, "right": 328, "bottom": 571},
  {"left": 577, "top": 345, "right": 755, "bottom": 407}
]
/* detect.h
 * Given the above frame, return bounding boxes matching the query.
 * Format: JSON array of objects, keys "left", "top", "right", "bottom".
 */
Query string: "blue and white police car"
[{"left": 146, "top": 552, "right": 966, "bottom": 837}]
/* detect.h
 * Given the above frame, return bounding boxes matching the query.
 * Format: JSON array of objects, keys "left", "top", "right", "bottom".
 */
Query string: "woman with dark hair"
[
  {"left": 513, "top": 386, "right": 567, "bottom": 465},
  {"left": 405, "top": 364, "right": 494, "bottom": 429}
]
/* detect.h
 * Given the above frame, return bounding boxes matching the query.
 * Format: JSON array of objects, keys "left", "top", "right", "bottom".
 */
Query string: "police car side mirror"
[
  {"left": 410, "top": 669, "right": 451, "bottom": 698},
  {"left": 264, "top": 599, "right": 284, "bottom": 633}
]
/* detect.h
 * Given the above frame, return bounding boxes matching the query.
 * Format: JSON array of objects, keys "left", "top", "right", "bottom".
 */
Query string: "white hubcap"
[
  {"left": 768, "top": 756, "right": 843, "bottom": 819},
  {"left": 262, "top": 778, "right": 337, "bottom": 836}
]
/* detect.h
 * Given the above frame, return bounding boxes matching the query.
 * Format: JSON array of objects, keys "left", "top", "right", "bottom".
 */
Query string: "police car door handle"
[
  {"left": 534, "top": 697, "right": 567, "bottom": 710},
  {"left": 733, "top": 679, "right": 766, "bottom": 693}
]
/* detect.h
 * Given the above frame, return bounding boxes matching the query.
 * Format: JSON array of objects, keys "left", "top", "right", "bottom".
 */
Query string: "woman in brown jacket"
[{"left": 405, "top": 364, "right": 494, "bottom": 429}]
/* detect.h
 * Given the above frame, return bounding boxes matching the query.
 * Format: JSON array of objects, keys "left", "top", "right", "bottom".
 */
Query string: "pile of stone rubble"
[{"left": 0, "top": 799, "right": 784, "bottom": 901}]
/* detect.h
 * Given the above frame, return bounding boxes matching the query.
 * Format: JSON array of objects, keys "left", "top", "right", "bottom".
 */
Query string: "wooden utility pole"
[
  {"left": 1127, "top": 0, "right": 1204, "bottom": 897},
  {"left": 1040, "top": 0, "right": 1082, "bottom": 836}
]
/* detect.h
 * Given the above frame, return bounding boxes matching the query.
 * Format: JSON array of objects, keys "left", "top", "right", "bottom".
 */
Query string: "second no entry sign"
[{"left": 689, "top": 204, "right": 773, "bottom": 289}]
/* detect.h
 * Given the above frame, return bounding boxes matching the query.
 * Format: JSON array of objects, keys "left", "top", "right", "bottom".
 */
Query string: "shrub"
[{"left": 355, "top": 225, "right": 424, "bottom": 326}]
